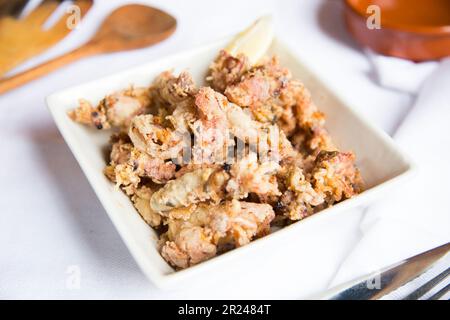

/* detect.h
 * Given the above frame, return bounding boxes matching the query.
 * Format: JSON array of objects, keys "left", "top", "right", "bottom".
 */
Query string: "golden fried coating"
[
  {"left": 276, "top": 163, "right": 324, "bottom": 220},
  {"left": 69, "top": 51, "right": 363, "bottom": 269},
  {"left": 161, "top": 200, "right": 275, "bottom": 268},
  {"left": 105, "top": 133, "right": 176, "bottom": 188},
  {"left": 132, "top": 185, "right": 163, "bottom": 227},
  {"left": 208, "top": 52, "right": 335, "bottom": 151},
  {"left": 207, "top": 50, "right": 251, "bottom": 92},
  {"left": 68, "top": 87, "right": 151, "bottom": 130},
  {"left": 191, "top": 87, "right": 261, "bottom": 163},
  {"left": 151, "top": 70, "right": 197, "bottom": 107},
  {"left": 150, "top": 167, "right": 227, "bottom": 213},
  {"left": 226, "top": 152, "right": 280, "bottom": 199},
  {"left": 113, "top": 149, "right": 176, "bottom": 187},
  {"left": 128, "top": 114, "right": 187, "bottom": 161},
  {"left": 311, "top": 150, "right": 363, "bottom": 204}
]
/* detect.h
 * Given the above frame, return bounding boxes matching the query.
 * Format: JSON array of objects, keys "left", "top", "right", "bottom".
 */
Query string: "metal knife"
[{"left": 318, "top": 242, "right": 450, "bottom": 300}]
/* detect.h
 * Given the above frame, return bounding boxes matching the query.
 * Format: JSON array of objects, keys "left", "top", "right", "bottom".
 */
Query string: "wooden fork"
[{"left": 0, "top": 0, "right": 92, "bottom": 76}]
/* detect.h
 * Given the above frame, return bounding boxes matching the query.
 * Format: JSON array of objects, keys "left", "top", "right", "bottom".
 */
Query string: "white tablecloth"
[{"left": 0, "top": 0, "right": 419, "bottom": 299}]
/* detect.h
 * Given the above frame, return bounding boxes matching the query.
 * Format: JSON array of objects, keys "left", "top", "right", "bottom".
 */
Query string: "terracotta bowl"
[{"left": 344, "top": 0, "right": 450, "bottom": 61}]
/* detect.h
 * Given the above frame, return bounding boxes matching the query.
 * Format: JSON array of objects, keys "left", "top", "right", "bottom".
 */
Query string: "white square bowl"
[{"left": 47, "top": 36, "right": 415, "bottom": 289}]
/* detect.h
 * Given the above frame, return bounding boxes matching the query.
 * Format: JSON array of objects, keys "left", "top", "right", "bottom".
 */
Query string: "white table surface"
[{"left": 0, "top": 0, "right": 413, "bottom": 299}]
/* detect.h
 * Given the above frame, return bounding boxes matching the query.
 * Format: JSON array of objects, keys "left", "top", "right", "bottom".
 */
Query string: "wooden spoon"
[{"left": 0, "top": 4, "right": 177, "bottom": 94}]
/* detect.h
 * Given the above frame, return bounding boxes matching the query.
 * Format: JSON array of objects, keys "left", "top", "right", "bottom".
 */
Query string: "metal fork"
[{"left": 402, "top": 266, "right": 450, "bottom": 300}]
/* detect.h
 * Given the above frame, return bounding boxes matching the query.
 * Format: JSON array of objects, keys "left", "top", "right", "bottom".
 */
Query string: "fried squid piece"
[
  {"left": 276, "top": 164, "right": 325, "bottom": 220},
  {"left": 151, "top": 70, "right": 197, "bottom": 107},
  {"left": 161, "top": 200, "right": 275, "bottom": 268},
  {"left": 256, "top": 124, "right": 297, "bottom": 163},
  {"left": 226, "top": 152, "right": 280, "bottom": 199},
  {"left": 128, "top": 114, "right": 187, "bottom": 161},
  {"left": 104, "top": 133, "right": 133, "bottom": 182},
  {"left": 191, "top": 87, "right": 260, "bottom": 163},
  {"left": 104, "top": 133, "right": 176, "bottom": 191},
  {"left": 109, "top": 132, "right": 133, "bottom": 165},
  {"left": 68, "top": 87, "right": 151, "bottom": 129},
  {"left": 311, "top": 150, "right": 362, "bottom": 204},
  {"left": 207, "top": 50, "right": 251, "bottom": 92},
  {"left": 150, "top": 71, "right": 199, "bottom": 134},
  {"left": 292, "top": 84, "right": 334, "bottom": 152},
  {"left": 167, "top": 102, "right": 197, "bottom": 134},
  {"left": 224, "top": 57, "right": 289, "bottom": 111},
  {"left": 150, "top": 167, "right": 229, "bottom": 213},
  {"left": 209, "top": 52, "right": 335, "bottom": 149},
  {"left": 131, "top": 185, "right": 163, "bottom": 227},
  {"left": 195, "top": 87, "right": 261, "bottom": 139},
  {"left": 174, "top": 163, "right": 221, "bottom": 178},
  {"left": 160, "top": 226, "right": 216, "bottom": 269},
  {"left": 113, "top": 148, "right": 176, "bottom": 188},
  {"left": 191, "top": 88, "right": 229, "bottom": 164},
  {"left": 212, "top": 55, "right": 297, "bottom": 136}
]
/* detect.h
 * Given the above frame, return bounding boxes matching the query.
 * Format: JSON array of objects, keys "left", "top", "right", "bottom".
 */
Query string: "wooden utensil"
[
  {"left": 0, "top": 0, "right": 93, "bottom": 76},
  {"left": 0, "top": 4, "right": 177, "bottom": 94},
  {"left": 0, "top": 0, "right": 29, "bottom": 18},
  {"left": 344, "top": 0, "right": 450, "bottom": 61}
]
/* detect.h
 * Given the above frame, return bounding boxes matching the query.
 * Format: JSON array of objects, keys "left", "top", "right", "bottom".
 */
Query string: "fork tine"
[
  {"left": 0, "top": 0, "right": 29, "bottom": 18},
  {"left": 427, "top": 283, "right": 450, "bottom": 300},
  {"left": 402, "top": 267, "right": 450, "bottom": 300},
  {"left": 23, "top": 0, "right": 61, "bottom": 26}
]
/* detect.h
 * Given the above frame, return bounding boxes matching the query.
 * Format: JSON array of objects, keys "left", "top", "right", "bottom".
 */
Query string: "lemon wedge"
[{"left": 225, "top": 15, "right": 274, "bottom": 65}]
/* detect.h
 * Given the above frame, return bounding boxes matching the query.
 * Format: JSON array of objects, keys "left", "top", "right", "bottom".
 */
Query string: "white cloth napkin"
[
  {"left": 365, "top": 50, "right": 439, "bottom": 94},
  {"left": 330, "top": 56, "right": 450, "bottom": 297}
]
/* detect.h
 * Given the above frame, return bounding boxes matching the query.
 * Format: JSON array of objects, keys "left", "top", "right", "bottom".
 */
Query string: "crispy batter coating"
[
  {"left": 210, "top": 54, "right": 296, "bottom": 135},
  {"left": 224, "top": 56, "right": 292, "bottom": 129},
  {"left": 113, "top": 149, "right": 176, "bottom": 187},
  {"left": 69, "top": 52, "right": 363, "bottom": 270},
  {"left": 275, "top": 150, "right": 362, "bottom": 220},
  {"left": 161, "top": 200, "right": 275, "bottom": 268},
  {"left": 311, "top": 150, "right": 362, "bottom": 204},
  {"left": 292, "top": 87, "right": 335, "bottom": 152},
  {"left": 131, "top": 185, "right": 163, "bottom": 227},
  {"left": 191, "top": 87, "right": 262, "bottom": 163},
  {"left": 277, "top": 163, "right": 324, "bottom": 220},
  {"left": 226, "top": 152, "right": 280, "bottom": 199},
  {"left": 150, "top": 167, "right": 228, "bottom": 213},
  {"left": 209, "top": 53, "right": 335, "bottom": 151},
  {"left": 128, "top": 114, "right": 187, "bottom": 161},
  {"left": 105, "top": 134, "right": 176, "bottom": 187},
  {"left": 68, "top": 87, "right": 151, "bottom": 130},
  {"left": 109, "top": 132, "right": 133, "bottom": 165},
  {"left": 207, "top": 50, "right": 251, "bottom": 92},
  {"left": 151, "top": 70, "right": 197, "bottom": 107}
]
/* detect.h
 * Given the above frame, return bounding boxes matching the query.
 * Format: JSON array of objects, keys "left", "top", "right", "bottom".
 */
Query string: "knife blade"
[{"left": 319, "top": 242, "right": 450, "bottom": 300}]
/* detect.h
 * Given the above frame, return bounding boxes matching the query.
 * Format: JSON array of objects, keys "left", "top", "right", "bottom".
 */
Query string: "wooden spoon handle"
[{"left": 0, "top": 45, "right": 96, "bottom": 95}]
